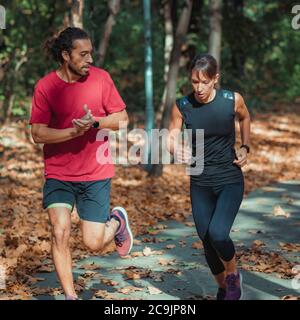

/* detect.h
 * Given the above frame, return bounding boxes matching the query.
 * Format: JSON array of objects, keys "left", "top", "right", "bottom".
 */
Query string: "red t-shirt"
[{"left": 29, "top": 66, "right": 126, "bottom": 181}]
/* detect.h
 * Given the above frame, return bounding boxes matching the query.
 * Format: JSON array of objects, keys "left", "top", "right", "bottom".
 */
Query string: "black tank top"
[{"left": 176, "top": 89, "right": 244, "bottom": 186}]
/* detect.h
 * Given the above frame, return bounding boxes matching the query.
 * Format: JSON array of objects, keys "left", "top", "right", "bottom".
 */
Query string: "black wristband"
[
  {"left": 92, "top": 120, "right": 100, "bottom": 129},
  {"left": 240, "top": 144, "right": 250, "bottom": 153}
]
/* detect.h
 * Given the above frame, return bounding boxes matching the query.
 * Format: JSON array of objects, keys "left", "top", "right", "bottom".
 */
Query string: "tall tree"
[
  {"left": 143, "top": 0, "right": 154, "bottom": 170},
  {"left": 97, "top": 0, "right": 121, "bottom": 66},
  {"left": 4, "top": 50, "right": 27, "bottom": 125},
  {"left": 150, "top": 0, "right": 193, "bottom": 176},
  {"left": 208, "top": 0, "right": 222, "bottom": 74},
  {"left": 64, "top": 0, "right": 84, "bottom": 28},
  {"left": 160, "top": 0, "right": 193, "bottom": 130},
  {"left": 157, "top": 0, "right": 175, "bottom": 123},
  {"left": 223, "top": 0, "right": 245, "bottom": 81}
]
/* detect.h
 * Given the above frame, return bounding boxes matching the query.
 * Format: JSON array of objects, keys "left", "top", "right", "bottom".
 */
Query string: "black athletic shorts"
[{"left": 42, "top": 178, "right": 111, "bottom": 223}]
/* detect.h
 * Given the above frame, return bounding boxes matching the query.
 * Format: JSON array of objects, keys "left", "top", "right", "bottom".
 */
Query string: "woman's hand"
[
  {"left": 233, "top": 147, "right": 248, "bottom": 167},
  {"left": 175, "top": 145, "right": 193, "bottom": 165}
]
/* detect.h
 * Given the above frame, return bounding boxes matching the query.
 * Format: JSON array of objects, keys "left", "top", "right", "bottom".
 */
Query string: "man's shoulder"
[
  {"left": 34, "top": 71, "right": 56, "bottom": 91},
  {"left": 89, "top": 66, "right": 112, "bottom": 81}
]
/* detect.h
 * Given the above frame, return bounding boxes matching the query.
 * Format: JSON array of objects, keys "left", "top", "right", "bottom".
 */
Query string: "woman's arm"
[
  {"left": 167, "top": 104, "right": 183, "bottom": 154},
  {"left": 234, "top": 92, "right": 251, "bottom": 167},
  {"left": 235, "top": 92, "right": 251, "bottom": 146},
  {"left": 167, "top": 104, "right": 192, "bottom": 164}
]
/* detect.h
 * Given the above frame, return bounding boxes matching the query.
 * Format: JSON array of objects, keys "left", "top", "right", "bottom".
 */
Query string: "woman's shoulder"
[
  {"left": 219, "top": 88, "right": 235, "bottom": 101},
  {"left": 176, "top": 93, "right": 194, "bottom": 109}
]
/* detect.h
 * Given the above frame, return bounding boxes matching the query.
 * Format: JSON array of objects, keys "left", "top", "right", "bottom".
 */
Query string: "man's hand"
[
  {"left": 72, "top": 104, "right": 95, "bottom": 135},
  {"left": 233, "top": 147, "right": 248, "bottom": 167}
]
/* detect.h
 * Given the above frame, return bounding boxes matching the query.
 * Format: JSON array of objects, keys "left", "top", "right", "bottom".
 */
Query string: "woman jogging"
[{"left": 168, "top": 53, "right": 251, "bottom": 300}]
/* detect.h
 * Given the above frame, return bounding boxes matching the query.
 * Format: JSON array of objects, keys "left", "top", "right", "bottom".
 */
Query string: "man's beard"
[{"left": 68, "top": 62, "right": 87, "bottom": 77}]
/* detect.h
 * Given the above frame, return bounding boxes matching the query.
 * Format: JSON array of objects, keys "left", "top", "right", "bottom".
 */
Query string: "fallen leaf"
[
  {"left": 185, "top": 222, "right": 195, "bottom": 227},
  {"left": 192, "top": 241, "right": 203, "bottom": 249},
  {"left": 248, "top": 230, "right": 264, "bottom": 234},
  {"left": 37, "top": 265, "right": 54, "bottom": 273},
  {"left": 94, "top": 290, "right": 114, "bottom": 299},
  {"left": 281, "top": 295, "right": 299, "bottom": 300},
  {"left": 158, "top": 258, "right": 176, "bottom": 266},
  {"left": 124, "top": 267, "right": 151, "bottom": 280},
  {"left": 143, "top": 247, "right": 153, "bottom": 256},
  {"left": 117, "top": 286, "right": 143, "bottom": 294},
  {"left": 149, "top": 272, "right": 164, "bottom": 282},
  {"left": 142, "top": 247, "right": 164, "bottom": 256},
  {"left": 252, "top": 240, "right": 265, "bottom": 247},
  {"left": 273, "top": 205, "right": 290, "bottom": 218},
  {"left": 79, "top": 262, "right": 101, "bottom": 271},
  {"left": 101, "top": 278, "right": 119, "bottom": 286},
  {"left": 131, "top": 251, "right": 143, "bottom": 257},
  {"left": 148, "top": 286, "right": 162, "bottom": 295},
  {"left": 279, "top": 242, "right": 300, "bottom": 252},
  {"left": 166, "top": 268, "right": 182, "bottom": 275},
  {"left": 165, "top": 244, "right": 176, "bottom": 249}
]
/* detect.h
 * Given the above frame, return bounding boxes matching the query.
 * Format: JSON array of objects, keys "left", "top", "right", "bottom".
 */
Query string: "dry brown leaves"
[
  {"left": 279, "top": 242, "right": 300, "bottom": 252},
  {"left": 237, "top": 247, "right": 295, "bottom": 279},
  {"left": 0, "top": 104, "right": 299, "bottom": 298}
]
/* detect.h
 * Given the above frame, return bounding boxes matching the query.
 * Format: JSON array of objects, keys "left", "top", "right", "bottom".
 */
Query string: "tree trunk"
[
  {"left": 64, "top": 0, "right": 84, "bottom": 28},
  {"left": 208, "top": 0, "right": 222, "bottom": 73},
  {"left": 97, "top": 0, "right": 121, "bottom": 66},
  {"left": 149, "top": 0, "right": 193, "bottom": 176},
  {"left": 160, "top": 0, "right": 193, "bottom": 130},
  {"left": 156, "top": 0, "right": 174, "bottom": 124},
  {"left": 3, "top": 52, "right": 27, "bottom": 125},
  {"left": 163, "top": 0, "right": 174, "bottom": 83},
  {"left": 223, "top": 0, "right": 245, "bottom": 80}
]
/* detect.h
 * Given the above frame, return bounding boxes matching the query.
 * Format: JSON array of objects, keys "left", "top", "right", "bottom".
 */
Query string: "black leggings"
[{"left": 190, "top": 181, "right": 244, "bottom": 275}]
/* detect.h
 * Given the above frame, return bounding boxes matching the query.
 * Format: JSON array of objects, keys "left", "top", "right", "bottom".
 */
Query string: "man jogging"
[{"left": 29, "top": 27, "right": 133, "bottom": 300}]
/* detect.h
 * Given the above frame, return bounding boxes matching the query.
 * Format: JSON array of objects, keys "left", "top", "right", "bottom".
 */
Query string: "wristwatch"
[
  {"left": 92, "top": 120, "right": 100, "bottom": 129},
  {"left": 240, "top": 144, "right": 250, "bottom": 153}
]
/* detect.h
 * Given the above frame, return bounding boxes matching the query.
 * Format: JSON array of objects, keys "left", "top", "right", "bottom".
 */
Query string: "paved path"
[{"left": 32, "top": 181, "right": 300, "bottom": 300}]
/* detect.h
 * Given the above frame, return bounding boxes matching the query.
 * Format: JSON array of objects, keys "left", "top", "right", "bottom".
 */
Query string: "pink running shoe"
[{"left": 111, "top": 207, "right": 133, "bottom": 256}]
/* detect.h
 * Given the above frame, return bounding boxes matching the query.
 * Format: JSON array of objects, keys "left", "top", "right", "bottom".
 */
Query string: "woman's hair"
[
  {"left": 189, "top": 53, "right": 218, "bottom": 79},
  {"left": 43, "top": 27, "right": 90, "bottom": 63}
]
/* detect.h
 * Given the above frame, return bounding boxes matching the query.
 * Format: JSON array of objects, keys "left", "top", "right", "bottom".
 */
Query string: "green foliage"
[{"left": 0, "top": 0, "right": 299, "bottom": 122}]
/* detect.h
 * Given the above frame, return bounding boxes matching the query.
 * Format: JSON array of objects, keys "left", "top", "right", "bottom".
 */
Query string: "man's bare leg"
[
  {"left": 81, "top": 218, "right": 120, "bottom": 251},
  {"left": 48, "top": 207, "right": 77, "bottom": 299}
]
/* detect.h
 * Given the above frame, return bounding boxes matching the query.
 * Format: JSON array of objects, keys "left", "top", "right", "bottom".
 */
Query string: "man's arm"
[
  {"left": 31, "top": 123, "right": 85, "bottom": 144},
  {"left": 94, "top": 109, "right": 129, "bottom": 131},
  {"left": 73, "top": 109, "right": 129, "bottom": 131}
]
